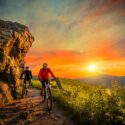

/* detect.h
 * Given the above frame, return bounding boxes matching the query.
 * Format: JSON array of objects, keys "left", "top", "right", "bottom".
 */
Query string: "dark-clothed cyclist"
[{"left": 21, "top": 66, "right": 32, "bottom": 87}]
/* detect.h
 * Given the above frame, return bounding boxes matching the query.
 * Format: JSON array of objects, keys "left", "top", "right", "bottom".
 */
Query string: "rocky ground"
[{"left": 0, "top": 88, "right": 74, "bottom": 125}]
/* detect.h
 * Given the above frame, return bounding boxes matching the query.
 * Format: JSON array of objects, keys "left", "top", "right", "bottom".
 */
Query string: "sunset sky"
[{"left": 0, "top": 0, "right": 125, "bottom": 78}]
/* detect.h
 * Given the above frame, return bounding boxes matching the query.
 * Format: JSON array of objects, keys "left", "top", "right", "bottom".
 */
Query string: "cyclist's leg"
[
  {"left": 25, "top": 80, "right": 28, "bottom": 94},
  {"left": 41, "top": 80, "right": 45, "bottom": 94},
  {"left": 45, "top": 79, "right": 50, "bottom": 86},
  {"left": 28, "top": 79, "right": 31, "bottom": 88},
  {"left": 27, "top": 80, "right": 29, "bottom": 88},
  {"left": 23, "top": 79, "right": 26, "bottom": 89},
  {"left": 24, "top": 78, "right": 26, "bottom": 84},
  {"left": 41, "top": 80, "right": 46, "bottom": 101}
]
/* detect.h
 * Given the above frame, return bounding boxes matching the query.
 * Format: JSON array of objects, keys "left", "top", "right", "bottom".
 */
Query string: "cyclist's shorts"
[
  {"left": 41, "top": 79, "right": 49, "bottom": 87},
  {"left": 24, "top": 79, "right": 31, "bottom": 84}
]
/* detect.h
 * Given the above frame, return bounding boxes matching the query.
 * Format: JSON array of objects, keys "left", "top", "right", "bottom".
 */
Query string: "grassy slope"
[{"left": 32, "top": 79, "right": 125, "bottom": 125}]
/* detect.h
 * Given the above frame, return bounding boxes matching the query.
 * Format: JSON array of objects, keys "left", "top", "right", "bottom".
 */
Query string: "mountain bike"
[
  {"left": 40, "top": 78, "right": 63, "bottom": 111},
  {"left": 41, "top": 80, "right": 53, "bottom": 112}
]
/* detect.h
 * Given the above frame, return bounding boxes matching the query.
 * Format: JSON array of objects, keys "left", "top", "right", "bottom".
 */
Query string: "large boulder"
[
  {"left": 0, "top": 81, "right": 13, "bottom": 106},
  {"left": 0, "top": 20, "right": 34, "bottom": 103}
]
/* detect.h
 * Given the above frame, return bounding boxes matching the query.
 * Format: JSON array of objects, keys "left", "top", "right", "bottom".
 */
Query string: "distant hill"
[
  {"left": 78, "top": 75, "right": 125, "bottom": 87},
  {"left": 33, "top": 75, "right": 125, "bottom": 87}
]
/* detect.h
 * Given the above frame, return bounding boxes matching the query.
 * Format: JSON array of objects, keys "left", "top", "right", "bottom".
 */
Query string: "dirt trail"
[{"left": 0, "top": 88, "right": 73, "bottom": 125}]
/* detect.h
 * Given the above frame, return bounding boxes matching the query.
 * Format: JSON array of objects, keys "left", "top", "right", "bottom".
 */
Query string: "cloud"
[
  {"left": 1, "top": 0, "right": 125, "bottom": 77},
  {"left": 26, "top": 48, "right": 125, "bottom": 68},
  {"left": 0, "top": 0, "right": 6, "bottom": 8},
  {"left": 1, "top": 0, "right": 125, "bottom": 52}
]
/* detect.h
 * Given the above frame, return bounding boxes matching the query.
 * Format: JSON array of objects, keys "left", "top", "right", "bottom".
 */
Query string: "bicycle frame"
[
  {"left": 41, "top": 80, "right": 53, "bottom": 111},
  {"left": 45, "top": 84, "right": 51, "bottom": 99}
]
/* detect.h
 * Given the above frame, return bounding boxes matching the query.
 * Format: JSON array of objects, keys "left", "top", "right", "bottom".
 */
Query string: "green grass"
[
  {"left": 32, "top": 79, "right": 125, "bottom": 125},
  {"left": 32, "top": 80, "right": 42, "bottom": 89}
]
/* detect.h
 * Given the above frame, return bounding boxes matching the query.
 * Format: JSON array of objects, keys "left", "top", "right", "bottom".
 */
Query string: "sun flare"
[{"left": 88, "top": 64, "right": 96, "bottom": 72}]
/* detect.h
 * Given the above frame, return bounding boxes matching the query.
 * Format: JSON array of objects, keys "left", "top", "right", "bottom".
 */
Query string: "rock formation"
[{"left": 0, "top": 20, "right": 34, "bottom": 104}]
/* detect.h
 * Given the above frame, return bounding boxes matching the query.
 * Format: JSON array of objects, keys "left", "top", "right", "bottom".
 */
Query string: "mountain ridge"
[{"left": 78, "top": 75, "right": 125, "bottom": 87}]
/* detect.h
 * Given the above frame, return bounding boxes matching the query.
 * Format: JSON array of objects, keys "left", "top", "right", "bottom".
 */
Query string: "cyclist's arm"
[{"left": 49, "top": 68, "right": 56, "bottom": 79}]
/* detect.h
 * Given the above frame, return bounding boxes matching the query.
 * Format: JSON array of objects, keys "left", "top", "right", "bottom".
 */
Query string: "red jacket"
[{"left": 38, "top": 68, "right": 56, "bottom": 80}]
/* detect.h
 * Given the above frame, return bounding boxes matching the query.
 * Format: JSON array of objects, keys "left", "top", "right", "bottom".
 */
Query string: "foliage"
[
  {"left": 32, "top": 79, "right": 125, "bottom": 125},
  {"left": 32, "top": 80, "right": 42, "bottom": 89}
]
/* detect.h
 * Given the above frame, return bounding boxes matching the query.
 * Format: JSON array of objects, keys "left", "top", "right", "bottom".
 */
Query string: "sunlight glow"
[{"left": 88, "top": 64, "right": 96, "bottom": 72}]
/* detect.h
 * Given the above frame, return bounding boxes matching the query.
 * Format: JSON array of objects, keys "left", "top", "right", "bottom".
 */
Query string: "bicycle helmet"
[
  {"left": 26, "top": 66, "right": 29, "bottom": 70},
  {"left": 43, "top": 63, "right": 48, "bottom": 68}
]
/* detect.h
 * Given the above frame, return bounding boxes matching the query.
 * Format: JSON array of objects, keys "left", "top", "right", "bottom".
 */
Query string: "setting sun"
[{"left": 88, "top": 64, "right": 96, "bottom": 72}]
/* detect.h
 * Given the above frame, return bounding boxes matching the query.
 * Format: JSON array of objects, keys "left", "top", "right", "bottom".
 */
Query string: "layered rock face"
[{"left": 0, "top": 20, "right": 34, "bottom": 104}]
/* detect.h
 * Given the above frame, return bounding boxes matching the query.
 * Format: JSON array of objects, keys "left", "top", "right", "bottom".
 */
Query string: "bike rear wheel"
[{"left": 46, "top": 88, "right": 52, "bottom": 111}]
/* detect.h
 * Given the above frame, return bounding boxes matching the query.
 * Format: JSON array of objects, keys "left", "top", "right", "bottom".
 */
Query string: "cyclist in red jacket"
[{"left": 38, "top": 63, "right": 56, "bottom": 99}]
